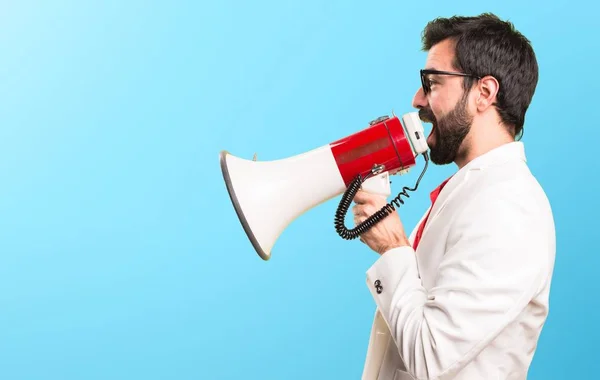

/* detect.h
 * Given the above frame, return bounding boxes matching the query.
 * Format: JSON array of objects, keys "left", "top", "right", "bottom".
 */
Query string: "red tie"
[{"left": 412, "top": 177, "right": 452, "bottom": 251}]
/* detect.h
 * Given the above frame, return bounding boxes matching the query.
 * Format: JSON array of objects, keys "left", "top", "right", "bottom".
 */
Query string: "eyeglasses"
[{"left": 420, "top": 69, "right": 481, "bottom": 94}]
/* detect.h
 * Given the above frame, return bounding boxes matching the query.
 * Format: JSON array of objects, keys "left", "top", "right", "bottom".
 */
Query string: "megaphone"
[{"left": 220, "top": 112, "right": 430, "bottom": 261}]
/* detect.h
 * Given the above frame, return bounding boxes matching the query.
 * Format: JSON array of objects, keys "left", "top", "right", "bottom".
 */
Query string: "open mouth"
[
  {"left": 425, "top": 122, "right": 436, "bottom": 145},
  {"left": 421, "top": 119, "right": 435, "bottom": 138},
  {"left": 417, "top": 110, "right": 436, "bottom": 143}
]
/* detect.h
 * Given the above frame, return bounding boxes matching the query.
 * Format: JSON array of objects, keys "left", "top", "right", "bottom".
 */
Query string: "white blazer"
[{"left": 361, "top": 142, "right": 556, "bottom": 380}]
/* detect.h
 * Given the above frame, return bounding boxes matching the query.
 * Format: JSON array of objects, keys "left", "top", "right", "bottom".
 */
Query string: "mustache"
[{"left": 418, "top": 107, "right": 436, "bottom": 124}]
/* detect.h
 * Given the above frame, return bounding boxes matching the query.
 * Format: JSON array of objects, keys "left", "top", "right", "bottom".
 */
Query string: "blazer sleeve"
[{"left": 365, "top": 186, "right": 552, "bottom": 380}]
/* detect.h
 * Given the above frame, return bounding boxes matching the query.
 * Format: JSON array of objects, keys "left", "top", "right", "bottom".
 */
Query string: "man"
[{"left": 352, "top": 13, "right": 556, "bottom": 380}]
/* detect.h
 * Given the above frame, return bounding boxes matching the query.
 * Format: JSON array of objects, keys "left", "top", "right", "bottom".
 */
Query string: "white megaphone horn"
[{"left": 220, "top": 111, "right": 430, "bottom": 261}]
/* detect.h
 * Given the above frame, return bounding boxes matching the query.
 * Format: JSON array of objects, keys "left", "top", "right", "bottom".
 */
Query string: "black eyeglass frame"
[{"left": 420, "top": 69, "right": 481, "bottom": 94}]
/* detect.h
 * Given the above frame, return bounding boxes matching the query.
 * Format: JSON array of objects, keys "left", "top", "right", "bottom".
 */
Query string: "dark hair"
[{"left": 421, "top": 13, "right": 538, "bottom": 139}]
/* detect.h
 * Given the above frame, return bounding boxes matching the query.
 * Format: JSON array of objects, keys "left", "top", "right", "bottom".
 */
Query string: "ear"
[{"left": 476, "top": 75, "right": 499, "bottom": 112}]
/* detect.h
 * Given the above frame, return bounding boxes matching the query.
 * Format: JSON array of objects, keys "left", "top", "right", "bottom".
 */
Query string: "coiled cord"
[{"left": 334, "top": 152, "right": 429, "bottom": 240}]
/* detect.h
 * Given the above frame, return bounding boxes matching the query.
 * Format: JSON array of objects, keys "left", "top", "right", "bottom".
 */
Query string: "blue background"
[{"left": 1, "top": 0, "right": 597, "bottom": 379}]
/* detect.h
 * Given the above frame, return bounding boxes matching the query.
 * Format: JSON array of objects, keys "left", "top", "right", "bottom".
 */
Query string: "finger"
[
  {"left": 353, "top": 204, "right": 372, "bottom": 219},
  {"left": 354, "top": 208, "right": 365, "bottom": 223},
  {"left": 352, "top": 204, "right": 363, "bottom": 217},
  {"left": 354, "top": 215, "right": 363, "bottom": 225},
  {"left": 354, "top": 212, "right": 371, "bottom": 225},
  {"left": 353, "top": 204, "right": 367, "bottom": 214},
  {"left": 353, "top": 190, "right": 371, "bottom": 205}
]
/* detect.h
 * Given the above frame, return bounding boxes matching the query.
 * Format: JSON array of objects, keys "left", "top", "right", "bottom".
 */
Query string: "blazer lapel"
[
  {"left": 419, "top": 142, "right": 527, "bottom": 240},
  {"left": 421, "top": 168, "right": 470, "bottom": 233}
]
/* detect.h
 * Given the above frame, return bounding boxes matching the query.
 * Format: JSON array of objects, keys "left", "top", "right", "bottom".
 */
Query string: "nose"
[{"left": 412, "top": 87, "right": 428, "bottom": 109}]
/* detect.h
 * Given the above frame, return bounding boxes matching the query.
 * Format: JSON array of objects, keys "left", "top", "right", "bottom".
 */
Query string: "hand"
[{"left": 352, "top": 190, "right": 410, "bottom": 255}]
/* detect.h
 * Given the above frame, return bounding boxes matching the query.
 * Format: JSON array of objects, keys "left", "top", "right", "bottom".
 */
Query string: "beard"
[{"left": 418, "top": 93, "right": 473, "bottom": 165}]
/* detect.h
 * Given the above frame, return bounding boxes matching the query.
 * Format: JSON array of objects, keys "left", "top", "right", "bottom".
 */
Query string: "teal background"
[{"left": 1, "top": 0, "right": 597, "bottom": 379}]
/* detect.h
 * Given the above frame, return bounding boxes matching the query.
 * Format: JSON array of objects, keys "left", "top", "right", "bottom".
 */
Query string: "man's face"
[{"left": 412, "top": 39, "right": 474, "bottom": 165}]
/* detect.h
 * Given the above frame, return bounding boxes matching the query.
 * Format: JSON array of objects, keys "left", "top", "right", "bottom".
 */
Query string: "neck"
[{"left": 454, "top": 119, "right": 515, "bottom": 169}]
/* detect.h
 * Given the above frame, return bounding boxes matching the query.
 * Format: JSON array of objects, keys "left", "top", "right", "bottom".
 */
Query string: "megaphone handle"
[
  {"left": 360, "top": 172, "right": 391, "bottom": 198},
  {"left": 334, "top": 152, "right": 430, "bottom": 241}
]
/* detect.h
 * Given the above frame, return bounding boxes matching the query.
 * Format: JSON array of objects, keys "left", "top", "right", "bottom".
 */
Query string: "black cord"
[{"left": 334, "top": 152, "right": 430, "bottom": 240}]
